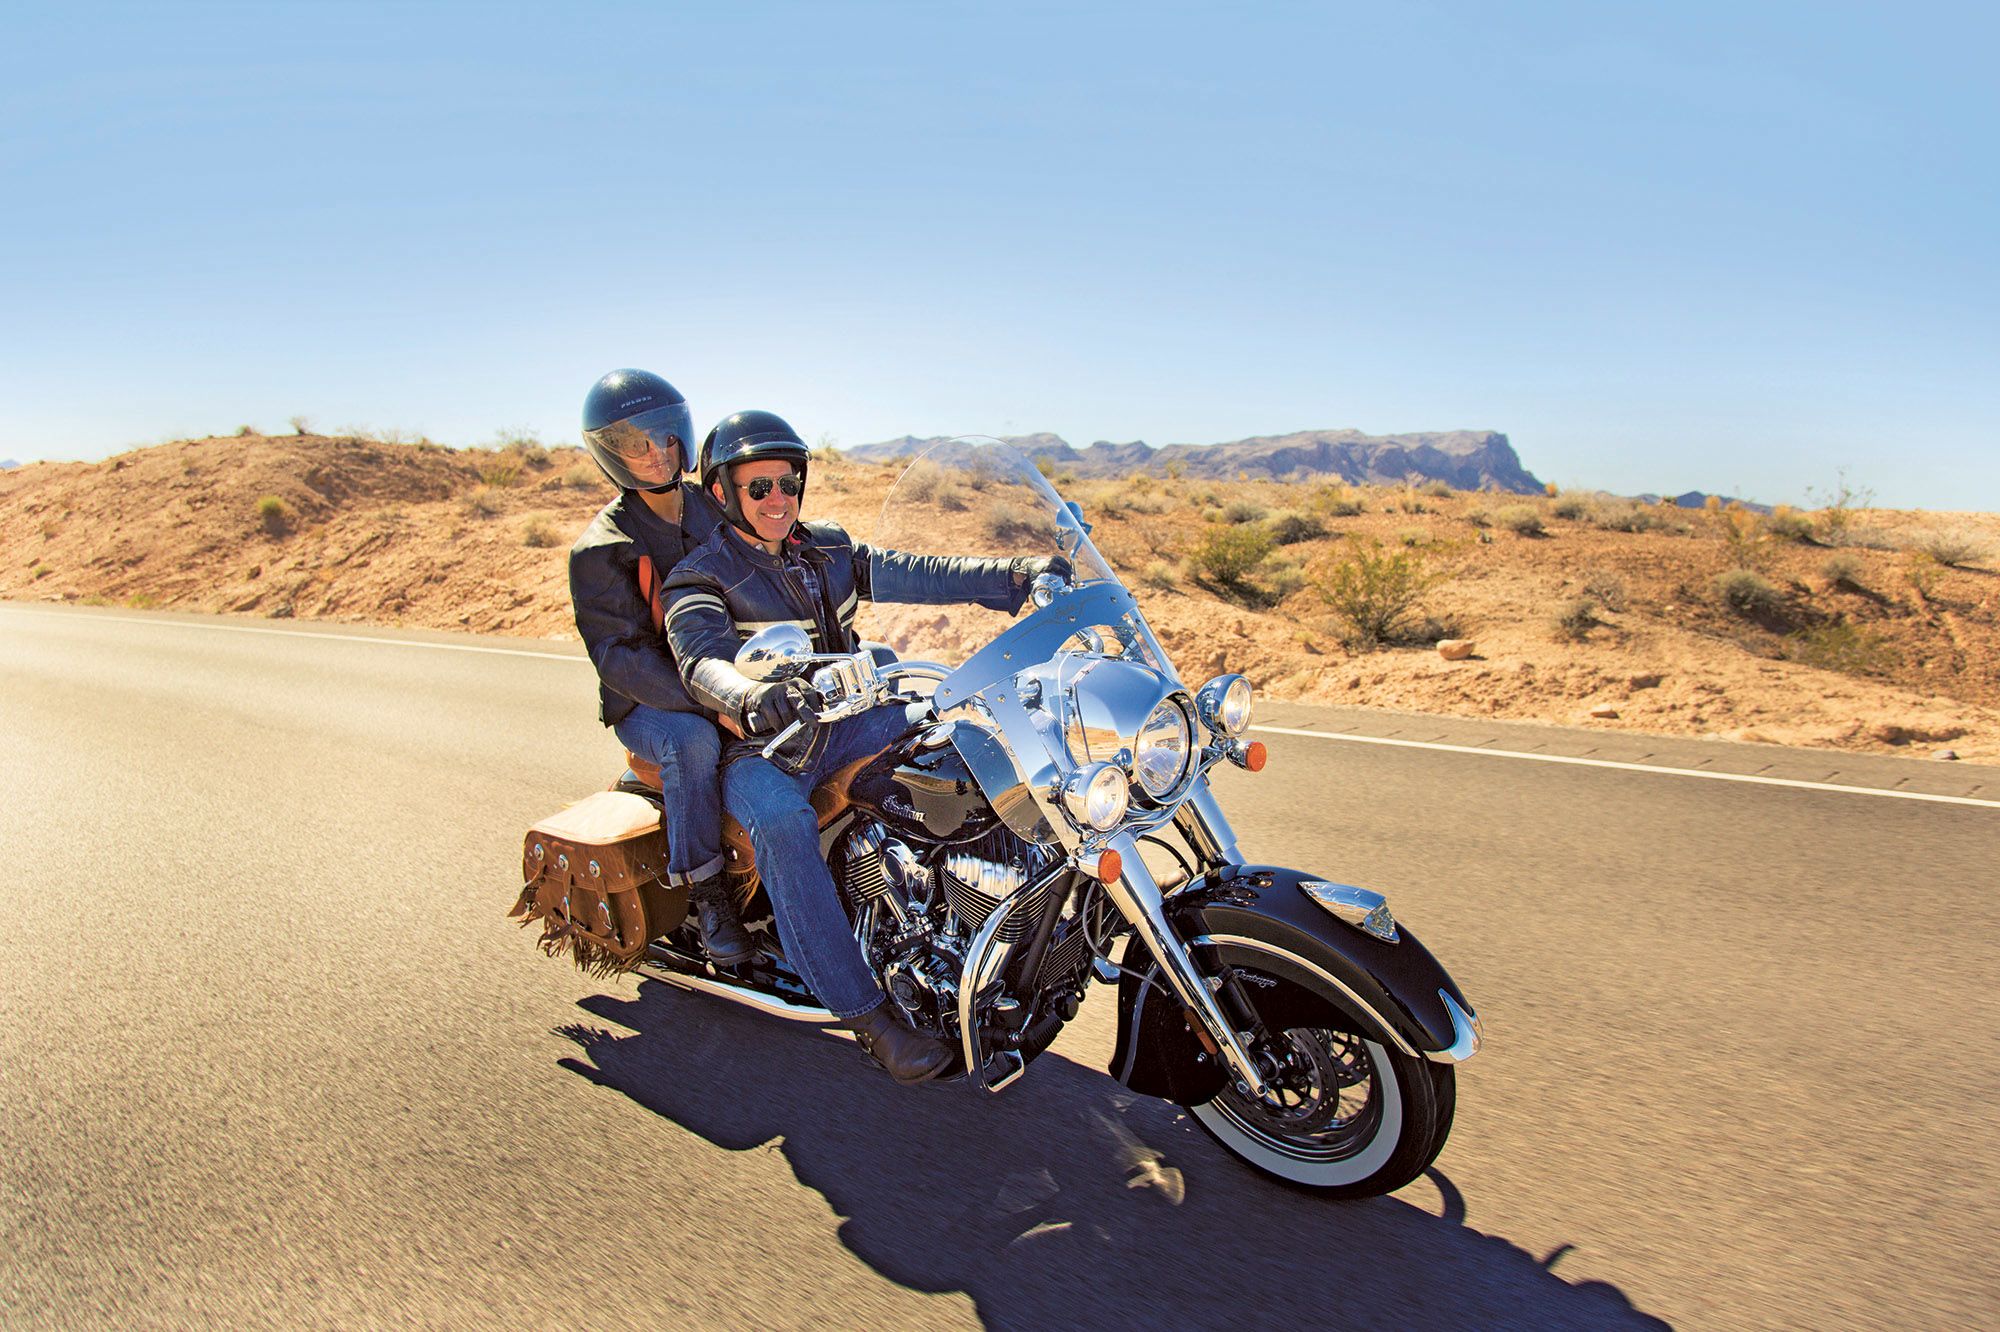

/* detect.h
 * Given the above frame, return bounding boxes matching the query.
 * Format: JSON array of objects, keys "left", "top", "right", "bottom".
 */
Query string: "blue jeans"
[
  {"left": 722, "top": 701, "right": 921, "bottom": 1019},
  {"left": 612, "top": 706, "right": 725, "bottom": 885}
]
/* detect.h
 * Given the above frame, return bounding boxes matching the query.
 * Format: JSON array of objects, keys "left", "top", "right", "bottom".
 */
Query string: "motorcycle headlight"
[
  {"left": 1195, "top": 674, "right": 1254, "bottom": 737},
  {"left": 1060, "top": 762, "right": 1130, "bottom": 831},
  {"left": 1132, "top": 698, "right": 1193, "bottom": 800}
]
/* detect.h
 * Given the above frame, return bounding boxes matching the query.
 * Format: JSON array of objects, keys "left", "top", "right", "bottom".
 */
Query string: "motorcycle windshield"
[{"left": 863, "top": 437, "right": 1180, "bottom": 689}]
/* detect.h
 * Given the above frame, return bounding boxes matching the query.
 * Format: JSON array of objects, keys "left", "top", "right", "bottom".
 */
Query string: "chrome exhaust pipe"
[{"left": 638, "top": 947, "right": 842, "bottom": 1027}]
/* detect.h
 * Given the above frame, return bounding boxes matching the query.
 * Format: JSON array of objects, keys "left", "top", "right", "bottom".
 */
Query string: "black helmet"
[
  {"left": 700, "top": 410, "right": 811, "bottom": 536},
  {"left": 581, "top": 369, "right": 693, "bottom": 492}
]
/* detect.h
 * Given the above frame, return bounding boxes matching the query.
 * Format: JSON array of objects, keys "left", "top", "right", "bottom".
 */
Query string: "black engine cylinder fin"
[{"left": 1035, "top": 916, "right": 1089, "bottom": 990}]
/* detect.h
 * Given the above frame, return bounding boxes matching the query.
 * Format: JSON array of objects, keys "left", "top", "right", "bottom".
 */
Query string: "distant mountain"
[
  {"left": 1639, "top": 490, "right": 1773, "bottom": 514},
  {"left": 847, "top": 429, "right": 1544, "bottom": 493},
  {"left": 0, "top": 459, "right": 19, "bottom": 471}
]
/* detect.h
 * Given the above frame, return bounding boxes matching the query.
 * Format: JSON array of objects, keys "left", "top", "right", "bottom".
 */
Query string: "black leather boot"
[
  {"left": 837, "top": 1000, "right": 951, "bottom": 1085},
  {"left": 687, "top": 876, "right": 756, "bottom": 967}
]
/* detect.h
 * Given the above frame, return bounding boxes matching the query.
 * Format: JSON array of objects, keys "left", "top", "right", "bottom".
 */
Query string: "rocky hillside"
[
  {"left": 848, "top": 429, "right": 1545, "bottom": 492},
  {"left": 2, "top": 431, "right": 1995, "bottom": 761}
]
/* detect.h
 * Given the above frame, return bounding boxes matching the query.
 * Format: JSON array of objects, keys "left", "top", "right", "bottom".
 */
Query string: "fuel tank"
[{"left": 846, "top": 721, "right": 1000, "bottom": 843}]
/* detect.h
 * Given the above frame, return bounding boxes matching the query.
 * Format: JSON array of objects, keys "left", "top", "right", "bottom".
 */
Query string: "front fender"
[{"left": 1109, "top": 864, "right": 1479, "bottom": 1102}]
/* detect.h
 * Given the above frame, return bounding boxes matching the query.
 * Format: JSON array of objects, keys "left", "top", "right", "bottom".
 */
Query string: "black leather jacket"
[
  {"left": 663, "top": 520, "right": 1029, "bottom": 770},
  {"left": 568, "top": 481, "right": 727, "bottom": 726}
]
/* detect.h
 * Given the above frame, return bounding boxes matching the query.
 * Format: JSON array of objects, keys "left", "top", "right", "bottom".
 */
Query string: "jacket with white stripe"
[{"left": 662, "top": 519, "right": 1027, "bottom": 770}]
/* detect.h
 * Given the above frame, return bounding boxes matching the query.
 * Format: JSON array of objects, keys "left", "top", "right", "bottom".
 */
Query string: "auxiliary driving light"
[
  {"left": 1060, "top": 762, "right": 1130, "bottom": 831},
  {"left": 1195, "top": 674, "right": 1254, "bottom": 737}
]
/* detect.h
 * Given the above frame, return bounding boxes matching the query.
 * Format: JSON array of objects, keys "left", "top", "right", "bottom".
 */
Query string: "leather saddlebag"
[{"left": 511, "top": 791, "right": 688, "bottom": 976}]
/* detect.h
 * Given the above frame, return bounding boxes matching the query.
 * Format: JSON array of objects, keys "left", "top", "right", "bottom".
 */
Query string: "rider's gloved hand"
[
  {"left": 742, "top": 679, "right": 809, "bottom": 736},
  {"left": 1010, "top": 554, "right": 1072, "bottom": 588},
  {"left": 1008, "top": 555, "right": 1073, "bottom": 611}
]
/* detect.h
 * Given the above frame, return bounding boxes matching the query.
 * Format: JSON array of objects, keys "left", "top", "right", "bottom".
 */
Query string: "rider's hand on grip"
[{"left": 743, "top": 680, "right": 808, "bottom": 737}]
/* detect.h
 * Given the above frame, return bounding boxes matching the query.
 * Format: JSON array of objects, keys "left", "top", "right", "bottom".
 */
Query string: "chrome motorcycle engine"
[{"left": 834, "top": 822, "right": 1054, "bottom": 1035}]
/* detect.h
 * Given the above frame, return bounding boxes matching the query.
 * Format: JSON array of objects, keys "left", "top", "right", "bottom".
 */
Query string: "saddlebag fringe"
[{"left": 513, "top": 791, "right": 688, "bottom": 975}]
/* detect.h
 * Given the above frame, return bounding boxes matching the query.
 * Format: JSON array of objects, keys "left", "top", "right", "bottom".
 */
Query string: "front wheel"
[{"left": 1187, "top": 974, "right": 1454, "bottom": 1198}]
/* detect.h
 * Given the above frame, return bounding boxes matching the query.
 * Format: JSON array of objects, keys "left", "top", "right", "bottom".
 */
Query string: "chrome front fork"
[{"left": 1104, "top": 791, "right": 1268, "bottom": 1099}]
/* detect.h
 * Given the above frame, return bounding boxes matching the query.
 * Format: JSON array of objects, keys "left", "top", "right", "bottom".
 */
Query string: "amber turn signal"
[
  {"left": 1081, "top": 849, "right": 1123, "bottom": 882},
  {"left": 1245, "top": 741, "right": 1267, "bottom": 771}
]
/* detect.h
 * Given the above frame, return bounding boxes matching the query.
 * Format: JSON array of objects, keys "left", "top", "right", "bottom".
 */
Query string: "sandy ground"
[{"left": 3, "top": 432, "right": 1995, "bottom": 762}]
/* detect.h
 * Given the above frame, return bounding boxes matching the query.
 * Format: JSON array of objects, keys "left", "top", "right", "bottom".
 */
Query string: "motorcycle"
[{"left": 514, "top": 438, "right": 1480, "bottom": 1198}]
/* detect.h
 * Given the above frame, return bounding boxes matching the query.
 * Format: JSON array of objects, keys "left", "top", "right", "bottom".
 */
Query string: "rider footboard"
[{"left": 512, "top": 790, "right": 687, "bottom": 976}]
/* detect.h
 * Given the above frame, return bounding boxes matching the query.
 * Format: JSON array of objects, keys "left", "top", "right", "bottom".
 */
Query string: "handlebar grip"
[{"left": 760, "top": 717, "right": 805, "bottom": 761}]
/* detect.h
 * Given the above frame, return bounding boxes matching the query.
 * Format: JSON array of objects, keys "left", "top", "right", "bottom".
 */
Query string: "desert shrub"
[
  {"left": 1912, "top": 530, "right": 1989, "bottom": 568},
  {"left": 1463, "top": 508, "right": 1490, "bottom": 528},
  {"left": 1763, "top": 505, "right": 1815, "bottom": 542},
  {"left": 1717, "top": 507, "right": 1769, "bottom": 570},
  {"left": 1266, "top": 509, "right": 1325, "bottom": 545},
  {"left": 1309, "top": 483, "right": 1363, "bottom": 518},
  {"left": 235, "top": 424, "right": 257, "bottom": 438},
  {"left": 1418, "top": 479, "right": 1454, "bottom": 498},
  {"left": 462, "top": 486, "right": 503, "bottom": 519},
  {"left": 1820, "top": 552, "right": 1863, "bottom": 587},
  {"left": 1396, "top": 526, "right": 1429, "bottom": 547},
  {"left": 478, "top": 458, "right": 523, "bottom": 488},
  {"left": 1141, "top": 559, "right": 1178, "bottom": 590},
  {"left": 288, "top": 415, "right": 312, "bottom": 436},
  {"left": 1125, "top": 492, "right": 1172, "bottom": 515},
  {"left": 256, "top": 495, "right": 292, "bottom": 536},
  {"left": 1190, "top": 524, "right": 1275, "bottom": 586},
  {"left": 126, "top": 593, "right": 160, "bottom": 610},
  {"left": 1309, "top": 537, "right": 1444, "bottom": 649},
  {"left": 1494, "top": 505, "right": 1544, "bottom": 536},
  {"left": 897, "top": 460, "right": 949, "bottom": 504},
  {"left": 1551, "top": 596, "right": 1597, "bottom": 641},
  {"left": 1581, "top": 569, "right": 1628, "bottom": 612},
  {"left": 1807, "top": 470, "right": 1873, "bottom": 545},
  {"left": 1788, "top": 621, "right": 1894, "bottom": 676},
  {"left": 982, "top": 499, "right": 1041, "bottom": 543},
  {"left": 561, "top": 462, "right": 607, "bottom": 491},
  {"left": 1551, "top": 495, "right": 1589, "bottom": 520},
  {"left": 1222, "top": 498, "right": 1269, "bottom": 525},
  {"left": 522, "top": 518, "right": 561, "bottom": 548},
  {"left": 1591, "top": 501, "right": 1667, "bottom": 533},
  {"left": 1164, "top": 459, "right": 1186, "bottom": 479},
  {"left": 1262, "top": 558, "right": 1307, "bottom": 601},
  {"left": 1715, "top": 568, "right": 1780, "bottom": 616}
]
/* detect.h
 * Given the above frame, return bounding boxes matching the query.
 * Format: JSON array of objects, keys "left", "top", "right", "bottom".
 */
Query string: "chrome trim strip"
[
  {"left": 1432, "top": 989, "right": 1483, "bottom": 1064},
  {"left": 1183, "top": 933, "right": 1421, "bottom": 1059}
]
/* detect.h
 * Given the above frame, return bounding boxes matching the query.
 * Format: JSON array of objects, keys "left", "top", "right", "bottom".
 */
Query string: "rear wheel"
[{"left": 1187, "top": 973, "right": 1451, "bottom": 1198}]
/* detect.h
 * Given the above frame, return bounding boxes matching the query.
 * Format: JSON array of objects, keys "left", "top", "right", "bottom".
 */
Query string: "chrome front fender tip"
[
  {"left": 1429, "top": 989, "right": 1482, "bottom": 1063},
  {"left": 1299, "top": 880, "right": 1399, "bottom": 944}
]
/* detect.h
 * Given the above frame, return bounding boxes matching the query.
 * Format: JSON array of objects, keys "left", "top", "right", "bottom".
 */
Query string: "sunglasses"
[{"left": 739, "top": 474, "right": 804, "bottom": 501}]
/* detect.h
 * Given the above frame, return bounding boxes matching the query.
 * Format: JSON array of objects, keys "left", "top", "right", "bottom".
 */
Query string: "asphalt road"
[{"left": 3, "top": 604, "right": 1996, "bottom": 1330}]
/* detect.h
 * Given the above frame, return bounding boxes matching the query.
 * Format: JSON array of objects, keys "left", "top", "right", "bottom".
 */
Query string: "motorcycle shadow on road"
[{"left": 559, "top": 982, "right": 1667, "bottom": 1331}]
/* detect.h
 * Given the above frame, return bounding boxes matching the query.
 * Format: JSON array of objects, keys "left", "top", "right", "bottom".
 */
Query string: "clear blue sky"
[{"left": 3, "top": 2, "right": 1994, "bottom": 508}]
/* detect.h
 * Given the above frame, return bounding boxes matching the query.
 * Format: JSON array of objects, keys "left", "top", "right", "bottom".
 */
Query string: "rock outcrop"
[{"left": 848, "top": 428, "right": 1544, "bottom": 493}]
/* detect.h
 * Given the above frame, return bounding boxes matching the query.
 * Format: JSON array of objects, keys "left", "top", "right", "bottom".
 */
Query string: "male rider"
[
  {"left": 662, "top": 411, "right": 1063, "bottom": 1084},
  {"left": 568, "top": 369, "right": 754, "bottom": 968}
]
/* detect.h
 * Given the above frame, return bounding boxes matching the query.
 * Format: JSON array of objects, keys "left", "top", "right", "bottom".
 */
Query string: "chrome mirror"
[{"left": 734, "top": 624, "right": 814, "bottom": 681}]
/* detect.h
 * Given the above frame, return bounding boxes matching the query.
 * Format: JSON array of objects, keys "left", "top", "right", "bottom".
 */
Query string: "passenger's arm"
[{"left": 569, "top": 542, "right": 706, "bottom": 714}]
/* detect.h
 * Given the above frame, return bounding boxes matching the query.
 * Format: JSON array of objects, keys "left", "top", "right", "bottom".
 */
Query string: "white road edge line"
[
  {"left": 11, "top": 607, "right": 1991, "bottom": 810},
  {"left": 0, "top": 607, "right": 581, "bottom": 661},
  {"left": 1249, "top": 724, "right": 2000, "bottom": 810}
]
